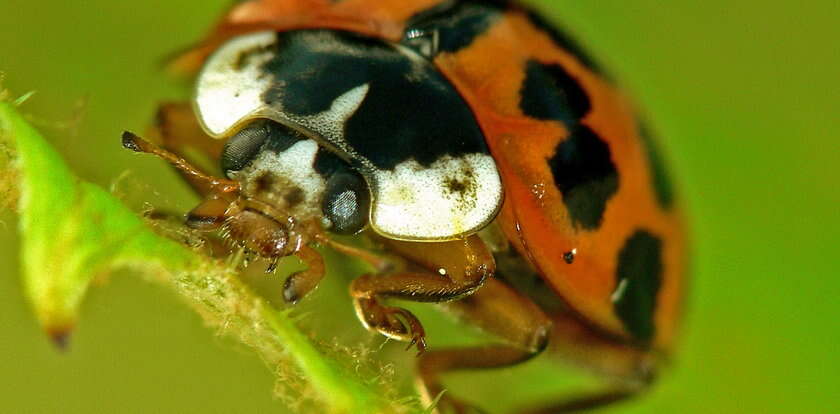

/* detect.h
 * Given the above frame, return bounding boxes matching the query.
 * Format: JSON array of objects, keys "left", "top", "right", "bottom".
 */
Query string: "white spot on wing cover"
[{"left": 195, "top": 31, "right": 371, "bottom": 145}]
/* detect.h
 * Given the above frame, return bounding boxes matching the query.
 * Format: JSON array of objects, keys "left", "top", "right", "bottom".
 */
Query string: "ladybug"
[{"left": 122, "top": 0, "right": 686, "bottom": 412}]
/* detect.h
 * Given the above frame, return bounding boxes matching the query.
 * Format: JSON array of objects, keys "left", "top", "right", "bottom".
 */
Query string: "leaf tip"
[{"left": 47, "top": 326, "right": 73, "bottom": 351}]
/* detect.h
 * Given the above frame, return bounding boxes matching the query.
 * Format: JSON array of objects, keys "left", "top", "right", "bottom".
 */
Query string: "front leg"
[
  {"left": 282, "top": 245, "right": 325, "bottom": 303},
  {"left": 350, "top": 235, "right": 494, "bottom": 353}
]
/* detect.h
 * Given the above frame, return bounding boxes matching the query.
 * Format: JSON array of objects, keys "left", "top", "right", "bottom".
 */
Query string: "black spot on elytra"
[
  {"left": 638, "top": 123, "right": 675, "bottom": 209},
  {"left": 525, "top": 10, "right": 605, "bottom": 76},
  {"left": 404, "top": 1, "right": 501, "bottom": 56},
  {"left": 614, "top": 230, "right": 663, "bottom": 344},
  {"left": 523, "top": 60, "right": 617, "bottom": 230},
  {"left": 520, "top": 60, "right": 591, "bottom": 123},
  {"left": 548, "top": 125, "right": 618, "bottom": 230}
]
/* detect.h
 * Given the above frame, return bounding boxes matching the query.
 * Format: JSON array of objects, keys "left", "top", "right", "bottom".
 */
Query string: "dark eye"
[
  {"left": 221, "top": 121, "right": 271, "bottom": 175},
  {"left": 221, "top": 120, "right": 302, "bottom": 176},
  {"left": 322, "top": 171, "right": 370, "bottom": 235}
]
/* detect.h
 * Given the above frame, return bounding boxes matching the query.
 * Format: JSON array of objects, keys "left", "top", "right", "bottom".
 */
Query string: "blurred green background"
[{"left": 1, "top": 1, "right": 838, "bottom": 413}]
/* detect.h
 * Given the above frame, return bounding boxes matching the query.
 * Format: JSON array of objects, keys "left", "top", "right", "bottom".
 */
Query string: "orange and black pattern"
[{"left": 180, "top": 0, "right": 686, "bottom": 350}]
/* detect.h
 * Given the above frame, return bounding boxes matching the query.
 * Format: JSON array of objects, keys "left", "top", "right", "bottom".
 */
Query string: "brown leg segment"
[
  {"left": 509, "top": 312, "right": 657, "bottom": 414},
  {"left": 316, "top": 235, "right": 395, "bottom": 274},
  {"left": 417, "top": 278, "right": 552, "bottom": 414},
  {"left": 516, "top": 389, "right": 636, "bottom": 414},
  {"left": 283, "top": 245, "right": 326, "bottom": 303},
  {"left": 350, "top": 235, "right": 494, "bottom": 353},
  {"left": 185, "top": 196, "right": 230, "bottom": 231},
  {"left": 416, "top": 279, "right": 657, "bottom": 414}
]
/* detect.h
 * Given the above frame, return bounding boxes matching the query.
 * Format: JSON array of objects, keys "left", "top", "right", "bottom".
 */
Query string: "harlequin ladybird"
[{"left": 123, "top": 0, "right": 686, "bottom": 412}]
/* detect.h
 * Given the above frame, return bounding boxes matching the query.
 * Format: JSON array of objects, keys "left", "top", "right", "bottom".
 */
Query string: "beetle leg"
[
  {"left": 316, "top": 235, "right": 395, "bottom": 274},
  {"left": 416, "top": 277, "right": 552, "bottom": 413},
  {"left": 184, "top": 195, "right": 231, "bottom": 231},
  {"left": 510, "top": 312, "right": 657, "bottom": 414},
  {"left": 283, "top": 245, "right": 326, "bottom": 303},
  {"left": 350, "top": 235, "right": 494, "bottom": 354},
  {"left": 418, "top": 277, "right": 657, "bottom": 414},
  {"left": 515, "top": 389, "right": 639, "bottom": 414}
]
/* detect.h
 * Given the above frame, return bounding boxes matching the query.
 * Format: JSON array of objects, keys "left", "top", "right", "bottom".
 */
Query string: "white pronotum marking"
[
  {"left": 195, "top": 31, "right": 277, "bottom": 137},
  {"left": 371, "top": 154, "right": 502, "bottom": 241}
]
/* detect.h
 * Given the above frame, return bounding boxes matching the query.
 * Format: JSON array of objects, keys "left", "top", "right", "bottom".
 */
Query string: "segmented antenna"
[{"left": 122, "top": 131, "right": 240, "bottom": 194}]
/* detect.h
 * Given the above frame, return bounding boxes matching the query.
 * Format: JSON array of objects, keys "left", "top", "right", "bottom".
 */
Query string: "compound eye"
[
  {"left": 220, "top": 121, "right": 272, "bottom": 176},
  {"left": 322, "top": 171, "right": 370, "bottom": 235}
]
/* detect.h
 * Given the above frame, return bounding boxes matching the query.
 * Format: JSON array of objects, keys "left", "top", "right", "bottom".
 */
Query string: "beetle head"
[{"left": 218, "top": 119, "right": 372, "bottom": 238}]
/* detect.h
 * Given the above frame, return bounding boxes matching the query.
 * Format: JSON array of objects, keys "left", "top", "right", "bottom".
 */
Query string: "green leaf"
[{"left": 0, "top": 101, "right": 400, "bottom": 413}]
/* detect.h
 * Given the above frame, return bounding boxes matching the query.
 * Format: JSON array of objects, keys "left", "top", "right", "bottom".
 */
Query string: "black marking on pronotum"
[
  {"left": 520, "top": 60, "right": 591, "bottom": 123},
  {"left": 638, "top": 123, "right": 675, "bottom": 210},
  {"left": 404, "top": 1, "right": 502, "bottom": 56},
  {"left": 524, "top": 9, "right": 606, "bottom": 76},
  {"left": 563, "top": 250, "right": 575, "bottom": 264},
  {"left": 261, "top": 30, "right": 490, "bottom": 170},
  {"left": 548, "top": 125, "right": 619, "bottom": 230},
  {"left": 613, "top": 230, "right": 663, "bottom": 344},
  {"left": 261, "top": 31, "right": 378, "bottom": 116},
  {"left": 343, "top": 62, "right": 487, "bottom": 169}
]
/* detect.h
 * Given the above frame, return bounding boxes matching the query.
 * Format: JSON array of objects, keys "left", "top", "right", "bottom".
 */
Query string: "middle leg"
[
  {"left": 350, "top": 235, "right": 495, "bottom": 353},
  {"left": 417, "top": 278, "right": 553, "bottom": 414}
]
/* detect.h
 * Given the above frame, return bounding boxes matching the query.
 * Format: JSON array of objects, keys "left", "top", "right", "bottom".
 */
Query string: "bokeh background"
[{"left": 1, "top": 1, "right": 838, "bottom": 412}]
